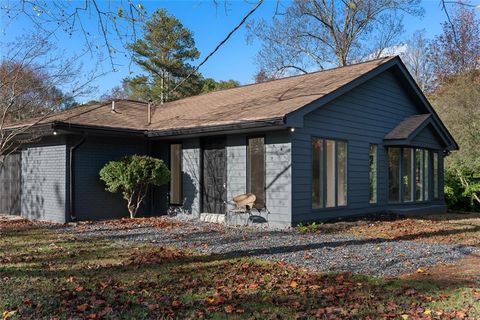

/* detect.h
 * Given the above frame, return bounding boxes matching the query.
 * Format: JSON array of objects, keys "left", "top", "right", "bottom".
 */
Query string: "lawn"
[{"left": 1, "top": 216, "right": 479, "bottom": 319}]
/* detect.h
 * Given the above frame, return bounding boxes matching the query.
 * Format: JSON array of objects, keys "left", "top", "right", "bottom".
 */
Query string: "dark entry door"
[
  {"left": 202, "top": 137, "right": 226, "bottom": 214},
  {"left": 0, "top": 153, "right": 21, "bottom": 215}
]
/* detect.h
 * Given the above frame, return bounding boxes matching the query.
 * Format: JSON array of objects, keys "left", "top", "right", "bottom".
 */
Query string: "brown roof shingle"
[
  {"left": 7, "top": 56, "right": 395, "bottom": 133},
  {"left": 384, "top": 114, "right": 431, "bottom": 140}
]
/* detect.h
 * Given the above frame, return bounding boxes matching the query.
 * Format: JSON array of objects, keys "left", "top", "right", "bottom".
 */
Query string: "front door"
[{"left": 202, "top": 137, "right": 226, "bottom": 214}]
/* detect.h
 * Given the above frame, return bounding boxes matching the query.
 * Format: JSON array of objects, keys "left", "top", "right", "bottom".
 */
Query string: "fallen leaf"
[
  {"left": 416, "top": 268, "right": 426, "bottom": 273},
  {"left": 423, "top": 309, "right": 432, "bottom": 315},
  {"left": 171, "top": 300, "right": 182, "bottom": 309},
  {"left": 224, "top": 304, "right": 235, "bottom": 314},
  {"left": 290, "top": 280, "right": 298, "bottom": 289},
  {"left": 401, "top": 314, "right": 409, "bottom": 320},
  {"left": 76, "top": 304, "right": 88, "bottom": 312}
]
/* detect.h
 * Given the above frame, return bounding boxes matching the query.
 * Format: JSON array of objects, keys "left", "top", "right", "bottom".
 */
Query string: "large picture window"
[
  {"left": 433, "top": 152, "right": 439, "bottom": 200},
  {"left": 312, "top": 138, "right": 347, "bottom": 208},
  {"left": 388, "top": 147, "right": 435, "bottom": 203},
  {"left": 170, "top": 143, "right": 182, "bottom": 205},
  {"left": 403, "top": 148, "right": 414, "bottom": 202},
  {"left": 369, "top": 145, "right": 377, "bottom": 204},
  {"left": 388, "top": 148, "right": 401, "bottom": 202},
  {"left": 247, "top": 136, "right": 266, "bottom": 208}
]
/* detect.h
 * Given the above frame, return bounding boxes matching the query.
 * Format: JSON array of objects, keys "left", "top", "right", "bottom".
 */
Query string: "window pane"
[
  {"left": 312, "top": 138, "right": 324, "bottom": 208},
  {"left": 337, "top": 141, "right": 347, "bottom": 206},
  {"left": 424, "top": 150, "right": 429, "bottom": 201},
  {"left": 326, "top": 140, "right": 336, "bottom": 207},
  {"left": 388, "top": 148, "right": 401, "bottom": 202},
  {"left": 415, "top": 149, "right": 424, "bottom": 201},
  {"left": 433, "top": 152, "right": 439, "bottom": 199},
  {"left": 247, "top": 137, "right": 266, "bottom": 208},
  {"left": 170, "top": 144, "right": 182, "bottom": 205},
  {"left": 369, "top": 145, "right": 377, "bottom": 204},
  {"left": 403, "top": 148, "right": 414, "bottom": 202}
]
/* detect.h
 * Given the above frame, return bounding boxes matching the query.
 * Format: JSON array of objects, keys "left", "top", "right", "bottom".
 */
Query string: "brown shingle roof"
[
  {"left": 7, "top": 57, "right": 395, "bottom": 133},
  {"left": 384, "top": 114, "right": 431, "bottom": 140}
]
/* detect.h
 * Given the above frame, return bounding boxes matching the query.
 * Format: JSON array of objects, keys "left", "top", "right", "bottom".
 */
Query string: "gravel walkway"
[{"left": 58, "top": 219, "right": 477, "bottom": 277}]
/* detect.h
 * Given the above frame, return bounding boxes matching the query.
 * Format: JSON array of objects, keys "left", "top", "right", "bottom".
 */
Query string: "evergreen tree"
[{"left": 126, "top": 9, "right": 201, "bottom": 103}]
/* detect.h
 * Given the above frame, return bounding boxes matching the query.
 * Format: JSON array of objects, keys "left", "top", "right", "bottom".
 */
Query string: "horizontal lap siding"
[
  {"left": 21, "top": 138, "right": 67, "bottom": 223},
  {"left": 73, "top": 136, "right": 148, "bottom": 220},
  {"left": 410, "top": 125, "right": 442, "bottom": 149},
  {"left": 291, "top": 70, "right": 444, "bottom": 223}
]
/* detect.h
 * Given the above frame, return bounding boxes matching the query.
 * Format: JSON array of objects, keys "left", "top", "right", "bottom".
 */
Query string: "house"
[{"left": 0, "top": 56, "right": 458, "bottom": 227}]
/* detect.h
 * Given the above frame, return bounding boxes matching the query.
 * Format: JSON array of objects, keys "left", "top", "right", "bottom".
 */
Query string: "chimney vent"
[{"left": 111, "top": 100, "right": 115, "bottom": 112}]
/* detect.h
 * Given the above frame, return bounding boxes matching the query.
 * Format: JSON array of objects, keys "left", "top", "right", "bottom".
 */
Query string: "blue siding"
[
  {"left": 291, "top": 70, "right": 446, "bottom": 223},
  {"left": 410, "top": 124, "right": 442, "bottom": 149}
]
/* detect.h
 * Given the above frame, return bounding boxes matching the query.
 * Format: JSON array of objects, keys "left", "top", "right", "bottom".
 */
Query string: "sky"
[{"left": 1, "top": 0, "right": 479, "bottom": 102}]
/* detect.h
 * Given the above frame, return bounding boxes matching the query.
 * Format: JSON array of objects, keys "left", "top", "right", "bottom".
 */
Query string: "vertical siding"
[
  {"left": 73, "top": 136, "right": 148, "bottom": 220},
  {"left": 291, "top": 69, "right": 446, "bottom": 223},
  {"left": 21, "top": 139, "right": 67, "bottom": 223}
]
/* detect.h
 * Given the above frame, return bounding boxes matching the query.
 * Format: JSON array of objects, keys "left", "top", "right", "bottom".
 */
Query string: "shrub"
[
  {"left": 99, "top": 155, "right": 170, "bottom": 218},
  {"left": 297, "top": 222, "right": 320, "bottom": 234},
  {"left": 444, "top": 168, "right": 480, "bottom": 212}
]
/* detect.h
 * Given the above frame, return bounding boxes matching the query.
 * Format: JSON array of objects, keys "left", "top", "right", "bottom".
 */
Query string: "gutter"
[
  {"left": 147, "top": 117, "right": 286, "bottom": 138},
  {"left": 69, "top": 135, "right": 86, "bottom": 221}
]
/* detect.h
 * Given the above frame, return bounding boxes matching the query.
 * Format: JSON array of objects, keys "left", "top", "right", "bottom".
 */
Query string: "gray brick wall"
[
  {"left": 21, "top": 143, "right": 67, "bottom": 223},
  {"left": 225, "top": 132, "right": 292, "bottom": 228},
  {"left": 178, "top": 138, "right": 202, "bottom": 215}
]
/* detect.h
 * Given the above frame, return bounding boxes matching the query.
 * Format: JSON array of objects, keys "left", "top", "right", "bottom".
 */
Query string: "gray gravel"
[{"left": 57, "top": 219, "right": 477, "bottom": 277}]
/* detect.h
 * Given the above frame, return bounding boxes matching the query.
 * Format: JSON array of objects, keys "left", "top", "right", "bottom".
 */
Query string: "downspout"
[{"left": 69, "top": 135, "right": 86, "bottom": 221}]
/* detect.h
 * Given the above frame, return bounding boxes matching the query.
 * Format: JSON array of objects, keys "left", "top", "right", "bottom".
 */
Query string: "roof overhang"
[{"left": 146, "top": 117, "right": 286, "bottom": 139}]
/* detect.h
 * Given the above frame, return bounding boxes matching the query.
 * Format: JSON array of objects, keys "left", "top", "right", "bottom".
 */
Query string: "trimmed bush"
[{"left": 100, "top": 155, "right": 170, "bottom": 218}]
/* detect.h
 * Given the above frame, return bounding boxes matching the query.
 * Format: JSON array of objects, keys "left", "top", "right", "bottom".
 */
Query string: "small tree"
[{"left": 99, "top": 155, "right": 170, "bottom": 218}]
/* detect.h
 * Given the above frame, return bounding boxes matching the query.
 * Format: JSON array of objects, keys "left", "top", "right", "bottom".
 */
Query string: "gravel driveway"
[{"left": 59, "top": 219, "right": 477, "bottom": 277}]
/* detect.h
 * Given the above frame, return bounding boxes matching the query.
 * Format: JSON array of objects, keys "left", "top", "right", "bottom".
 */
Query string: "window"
[
  {"left": 433, "top": 152, "right": 439, "bottom": 200},
  {"left": 312, "top": 138, "right": 347, "bottom": 208},
  {"left": 369, "top": 145, "right": 377, "bottom": 204},
  {"left": 403, "top": 148, "right": 414, "bottom": 202},
  {"left": 170, "top": 144, "right": 182, "bottom": 205},
  {"left": 388, "top": 147, "right": 433, "bottom": 203},
  {"left": 337, "top": 141, "right": 347, "bottom": 206},
  {"left": 415, "top": 149, "right": 424, "bottom": 201},
  {"left": 388, "top": 148, "right": 401, "bottom": 202},
  {"left": 424, "top": 150, "right": 430, "bottom": 201},
  {"left": 326, "top": 140, "right": 336, "bottom": 207},
  {"left": 312, "top": 139, "right": 323, "bottom": 208},
  {"left": 247, "top": 137, "right": 266, "bottom": 208}
]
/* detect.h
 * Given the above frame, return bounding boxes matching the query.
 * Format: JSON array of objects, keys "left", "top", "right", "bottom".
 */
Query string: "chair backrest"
[{"left": 233, "top": 193, "right": 256, "bottom": 209}]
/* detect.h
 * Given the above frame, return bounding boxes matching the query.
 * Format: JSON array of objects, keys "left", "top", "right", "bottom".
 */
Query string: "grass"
[{"left": 1, "top": 218, "right": 479, "bottom": 319}]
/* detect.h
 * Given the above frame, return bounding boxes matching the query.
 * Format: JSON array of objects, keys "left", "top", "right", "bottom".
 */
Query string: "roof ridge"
[{"left": 157, "top": 56, "right": 397, "bottom": 106}]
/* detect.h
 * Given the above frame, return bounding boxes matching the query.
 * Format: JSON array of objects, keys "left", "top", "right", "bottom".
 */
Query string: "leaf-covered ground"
[
  {"left": 313, "top": 212, "right": 480, "bottom": 248},
  {"left": 1, "top": 216, "right": 479, "bottom": 319}
]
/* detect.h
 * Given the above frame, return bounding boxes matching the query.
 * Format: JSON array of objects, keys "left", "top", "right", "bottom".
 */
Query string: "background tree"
[
  {"left": 247, "top": 0, "right": 423, "bottom": 77},
  {"left": 0, "top": 36, "right": 94, "bottom": 159},
  {"left": 400, "top": 30, "right": 435, "bottom": 93},
  {"left": 126, "top": 9, "right": 201, "bottom": 103},
  {"left": 99, "top": 155, "right": 170, "bottom": 218},
  {"left": 428, "top": 4, "right": 480, "bottom": 85},
  {"left": 201, "top": 78, "right": 240, "bottom": 93}
]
